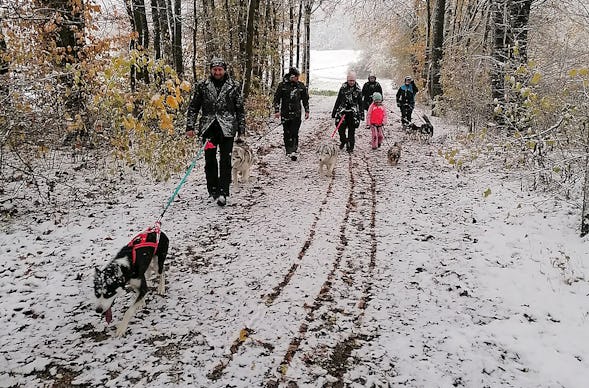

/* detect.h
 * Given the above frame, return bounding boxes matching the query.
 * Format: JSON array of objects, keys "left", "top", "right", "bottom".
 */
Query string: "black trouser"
[
  {"left": 400, "top": 104, "right": 414, "bottom": 125},
  {"left": 338, "top": 114, "right": 357, "bottom": 151},
  {"left": 203, "top": 122, "right": 234, "bottom": 197},
  {"left": 282, "top": 118, "right": 302, "bottom": 154}
]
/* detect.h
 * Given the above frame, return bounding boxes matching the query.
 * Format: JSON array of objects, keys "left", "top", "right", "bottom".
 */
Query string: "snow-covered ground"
[{"left": 1, "top": 52, "right": 589, "bottom": 388}]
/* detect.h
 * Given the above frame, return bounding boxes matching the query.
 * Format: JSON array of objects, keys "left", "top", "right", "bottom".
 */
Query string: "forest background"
[{"left": 1, "top": 0, "right": 589, "bottom": 236}]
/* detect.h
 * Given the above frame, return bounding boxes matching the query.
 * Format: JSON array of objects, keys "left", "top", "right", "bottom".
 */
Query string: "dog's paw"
[{"left": 115, "top": 323, "right": 128, "bottom": 337}]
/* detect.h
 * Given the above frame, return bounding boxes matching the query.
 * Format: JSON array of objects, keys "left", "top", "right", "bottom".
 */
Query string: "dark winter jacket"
[
  {"left": 331, "top": 82, "right": 364, "bottom": 126},
  {"left": 185, "top": 74, "right": 246, "bottom": 138},
  {"left": 273, "top": 74, "right": 310, "bottom": 120},
  {"left": 361, "top": 80, "right": 383, "bottom": 110},
  {"left": 396, "top": 81, "right": 418, "bottom": 108}
]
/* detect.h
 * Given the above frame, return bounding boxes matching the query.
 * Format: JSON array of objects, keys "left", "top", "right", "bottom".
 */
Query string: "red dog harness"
[{"left": 127, "top": 222, "right": 161, "bottom": 265}]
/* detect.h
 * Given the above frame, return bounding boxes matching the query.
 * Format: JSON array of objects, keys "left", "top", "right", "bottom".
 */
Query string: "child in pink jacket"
[{"left": 366, "top": 92, "right": 387, "bottom": 149}]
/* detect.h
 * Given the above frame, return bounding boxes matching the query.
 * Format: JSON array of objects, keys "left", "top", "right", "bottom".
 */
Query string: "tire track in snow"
[
  {"left": 206, "top": 118, "right": 346, "bottom": 381},
  {"left": 263, "top": 174, "right": 335, "bottom": 305},
  {"left": 261, "top": 147, "right": 381, "bottom": 386},
  {"left": 267, "top": 154, "right": 355, "bottom": 383}
]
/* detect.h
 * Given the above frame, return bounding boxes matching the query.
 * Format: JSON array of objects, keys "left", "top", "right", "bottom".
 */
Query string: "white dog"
[
  {"left": 232, "top": 143, "right": 256, "bottom": 185},
  {"left": 317, "top": 142, "right": 339, "bottom": 177}
]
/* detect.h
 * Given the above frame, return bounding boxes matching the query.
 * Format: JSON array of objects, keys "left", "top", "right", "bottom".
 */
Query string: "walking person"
[
  {"left": 331, "top": 71, "right": 363, "bottom": 153},
  {"left": 396, "top": 75, "right": 418, "bottom": 126},
  {"left": 365, "top": 92, "right": 388, "bottom": 150},
  {"left": 361, "top": 73, "right": 383, "bottom": 111},
  {"left": 185, "top": 57, "right": 246, "bottom": 207},
  {"left": 273, "top": 67, "right": 310, "bottom": 161}
]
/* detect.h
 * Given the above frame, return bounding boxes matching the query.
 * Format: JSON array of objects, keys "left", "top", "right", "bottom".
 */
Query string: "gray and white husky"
[
  {"left": 318, "top": 142, "right": 339, "bottom": 177},
  {"left": 232, "top": 143, "right": 256, "bottom": 185}
]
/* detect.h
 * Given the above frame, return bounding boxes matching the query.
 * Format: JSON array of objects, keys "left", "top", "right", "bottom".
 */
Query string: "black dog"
[
  {"left": 419, "top": 115, "right": 434, "bottom": 141},
  {"left": 94, "top": 224, "right": 169, "bottom": 336},
  {"left": 405, "top": 115, "right": 434, "bottom": 142}
]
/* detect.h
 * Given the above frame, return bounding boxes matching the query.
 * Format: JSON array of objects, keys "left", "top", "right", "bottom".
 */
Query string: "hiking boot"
[
  {"left": 339, "top": 141, "right": 346, "bottom": 150},
  {"left": 216, "top": 195, "right": 226, "bottom": 207},
  {"left": 290, "top": 152, "right": 298, "bottom": 161},
  {"left": 208, "top": 187, "right": 218, "bottom": 198}
]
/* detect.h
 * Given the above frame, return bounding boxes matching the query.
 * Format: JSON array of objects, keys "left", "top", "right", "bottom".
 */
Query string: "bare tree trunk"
[
  {"left": 125, "top": 0, "right": 150, "bottom": 89},
  {"left": 303, "top": 1, "right": 311, "bottom": 87},
  {"left": 238, "top": 0, "right": 248, "bottom": 73},
  {"left": 202, "top": 0, "right": 214, "bottom": 58},
  {"left": 39, "top": 0, "right": 86, "bottom": 109},
  {"left": 582, "top": 122, "right": 589, "bottom": 237},
  {"left": 242, "top": 0, "right": 259, "bottom": 99},
  {"left": 280, "top": 9, "right": 285, "bottom": 73},
  {"left": 422, "top": 0, "right": 431, "bottom": 85},
  {"left": 296, "top": 0, "right": 303, "bottom": 68},
  {"left": 150, "top": 0, "right": 161, "bottom": 60},
  {"left": 192, "top": 0, "right": 198, "bottom": 81},
  {"left": 429, "top": 0, "right": 445, "bottom": 100},
  {"left": 0, "top": 25, "right": 8, "bottom": 95},
  {"left": 157, "top": 0, "right": 172, "bottom": 60},
  {"left": 289, "top": 2, "right": 294, "bottom": 68},
  {"left": 173, "top": 0, "right": 183, "bottom": 76},
  {"left": 224, "top": 0, "right": 235, "bottom": 59},
  {"left": 491, "top": 0, "right": 532, "bottom": 128}
]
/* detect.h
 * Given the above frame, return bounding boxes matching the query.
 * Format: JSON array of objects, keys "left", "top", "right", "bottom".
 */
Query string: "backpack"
[{"left": 370, "top": 105, "right": 385, "bottom": 125}]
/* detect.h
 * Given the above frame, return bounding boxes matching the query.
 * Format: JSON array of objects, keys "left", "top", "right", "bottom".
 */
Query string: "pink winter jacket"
[{"left": 366, "top": 102, "right": 388, "bottom": 126}]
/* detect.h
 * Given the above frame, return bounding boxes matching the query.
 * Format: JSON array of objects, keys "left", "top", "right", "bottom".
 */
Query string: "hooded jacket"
[
  {"left": 396, "top": 81, "right": 418, "bottom": 108},
  {"left": 273, "top": 73, "right": 310, "bottom": 120},
  {"left": 186, "top": 74, "right": 246, "bottom": 137},
  {"left": 361, "top": 80, "right": 383, "bottom": 110}
]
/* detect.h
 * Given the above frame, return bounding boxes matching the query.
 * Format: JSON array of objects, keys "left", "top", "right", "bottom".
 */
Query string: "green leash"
[{"left": 158, "top": 142, "right": 205, "bottom": 222}]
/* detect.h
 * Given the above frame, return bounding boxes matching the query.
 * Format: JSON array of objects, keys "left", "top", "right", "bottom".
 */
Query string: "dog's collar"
[{"left": 127, "top": 222, "right": 161, "bottom": 265}]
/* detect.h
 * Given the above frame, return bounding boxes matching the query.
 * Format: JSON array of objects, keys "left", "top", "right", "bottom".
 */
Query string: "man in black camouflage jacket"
[{"left": 186, "top": 57, "right": 246, "bottom": 207}]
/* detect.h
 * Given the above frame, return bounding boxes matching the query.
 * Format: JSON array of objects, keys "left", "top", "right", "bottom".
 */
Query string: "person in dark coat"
[
  {"left": 331, "top": 71, "right": 364, "bottom": 153},
  {"left": 396, "top": 75, "right": 418, "bottom": 126},
  {"left": 186, "top": 57, "right": 246, "bottom": 207},
  {"left": 273, "top": 67, "right": 310, "bottom": 161},
  {"left": 361, "top": 74, "right": 383, "bottom": 111}
]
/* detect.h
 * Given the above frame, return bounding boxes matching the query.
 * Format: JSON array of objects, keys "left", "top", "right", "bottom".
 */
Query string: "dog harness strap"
[{"left": 127, "top": 222, "right": 161, "bottom": 265}]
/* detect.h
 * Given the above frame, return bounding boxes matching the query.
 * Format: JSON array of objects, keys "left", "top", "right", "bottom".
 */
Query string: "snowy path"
[{"left": 1, "top": 96, "right": 588, "bottom": 388}]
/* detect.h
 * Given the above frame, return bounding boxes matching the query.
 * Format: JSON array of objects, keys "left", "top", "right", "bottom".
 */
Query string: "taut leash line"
[
  {"left": 157, "top": 141, "right": 207, "bottom": 222},
  {"left": 331, "top": 114, "right": 346, "bottom": 139}
]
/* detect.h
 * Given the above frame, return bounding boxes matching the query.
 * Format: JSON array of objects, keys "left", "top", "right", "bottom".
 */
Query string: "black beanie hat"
[{"left": 288, "top": 67, "right": 300, "bottom": 76}]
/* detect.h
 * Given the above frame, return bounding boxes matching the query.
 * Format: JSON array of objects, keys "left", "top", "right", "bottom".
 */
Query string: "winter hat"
[
  {"left": 288, "top": 67, "right": 300, "bottom": 76},
  {"left": 404, "top": 75, "right": 412, "bottom": 82},
  {"left": 372, "top": 92, "right": 383, "bottom": 102},
  {"left": 368, "top": 73, "right": 376, "bottom": 80},
  {"left": 210, "top": 57, "right": 227, "bottom": 69}
]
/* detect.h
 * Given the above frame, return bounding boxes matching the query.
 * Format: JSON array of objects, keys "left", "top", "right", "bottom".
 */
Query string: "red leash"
[{"left": 331, "top": 114, "right": 346, "bottom": 138}]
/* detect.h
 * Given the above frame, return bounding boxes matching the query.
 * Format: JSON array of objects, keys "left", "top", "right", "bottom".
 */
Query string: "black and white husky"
[
  {"left": 318, "top": 142, "right": 339, "bottom": 177},
  {"left": 94, "top": 224, "right": 169, "bottom": 336}
]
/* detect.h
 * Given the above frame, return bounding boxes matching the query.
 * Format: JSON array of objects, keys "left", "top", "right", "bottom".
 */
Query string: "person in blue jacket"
[{"left": 396, "top": 75, "right": 418, "bottom": 126}]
